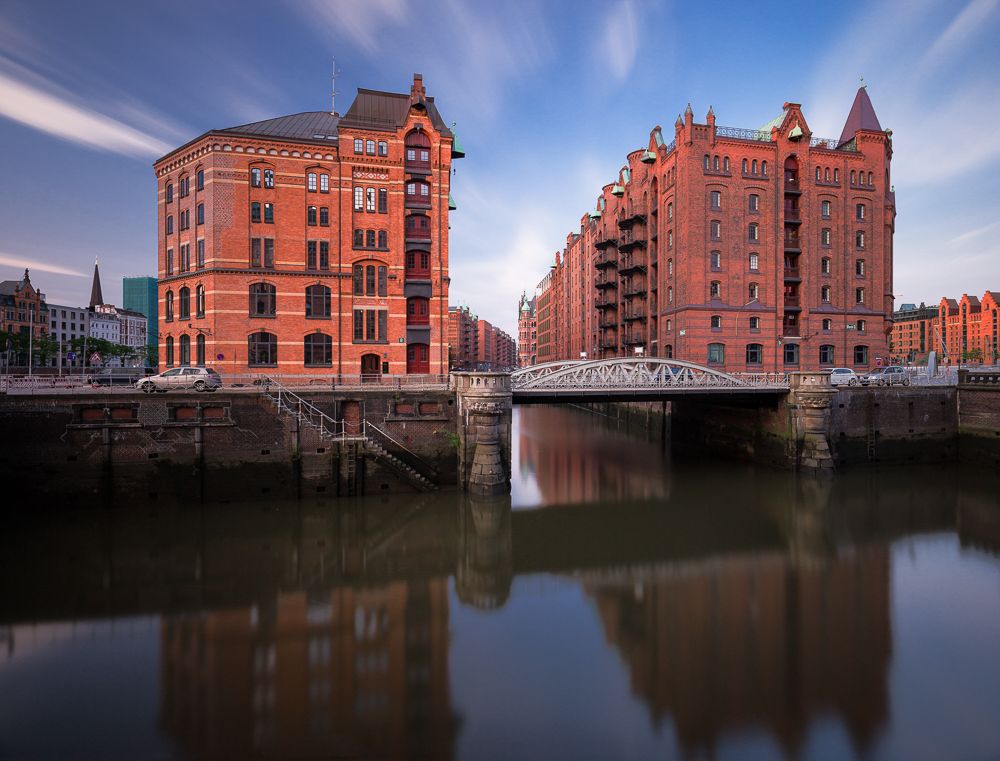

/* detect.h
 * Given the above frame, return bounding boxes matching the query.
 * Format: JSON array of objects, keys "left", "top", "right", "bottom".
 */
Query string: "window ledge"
[
  {"left": 250, "top": 314, "right": 277, "bottom": 319},
  {"left": 352, "top": 340, "right": 389, "bottom": 345},
  {"left": 749, "top": 328, "right": 761, "bottom": 334},
  {"left": 305, "top": 315, "right": 332, "bottom": 320}
]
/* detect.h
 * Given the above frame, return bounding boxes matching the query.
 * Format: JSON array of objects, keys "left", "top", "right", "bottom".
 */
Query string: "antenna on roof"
[
  {"left": 331, "top": 57, "right": 341, "bottom": 115},
  {"left": 860, "top": 77, "right": 866, "bottom": 89}
]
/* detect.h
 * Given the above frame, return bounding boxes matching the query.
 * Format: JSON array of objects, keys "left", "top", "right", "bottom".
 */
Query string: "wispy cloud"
[
  {"left": 0, "top": 57, "right": 172, "bottom": 158},
  {"left": 0, "top": 254, "right": 86, "bottom": 278},
  {"left": 602, "top": 0, "right": 638, "bottom": 80},
  {"left": 294, "top": 0, "right": 408, "bottom": 53}
]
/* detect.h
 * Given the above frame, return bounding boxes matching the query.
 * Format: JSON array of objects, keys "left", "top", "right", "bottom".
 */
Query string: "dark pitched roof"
[
  {"left": 90, "top": 260, "right": 104, "bottom": 308},
  {"left": 219, "top": 112, "right": 341, "bottom": 141},
  {"left": 0, "top": 280, "right": 19, "bottom": 296},
  {"left": 839, "top": 87, "right": 883, "bottom": 146},
  {"left": 117, "top": 308, "right": 146, "bottom": 318},
  {"left": 339, "top": 89, "right": 448, "bottom": 133}
]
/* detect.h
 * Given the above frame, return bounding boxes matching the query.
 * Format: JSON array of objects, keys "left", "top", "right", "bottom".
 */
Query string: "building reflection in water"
[
  {"left": 159, "top": 579, "right": 453, "bottom": 761},
  {"left": 517, "top": 405, "right": 670, "bottom": 505}
]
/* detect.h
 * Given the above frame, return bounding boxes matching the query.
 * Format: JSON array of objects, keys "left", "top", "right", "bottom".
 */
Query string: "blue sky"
[{"left": 1, "top": 0, "right": 998, "bottom": 334}]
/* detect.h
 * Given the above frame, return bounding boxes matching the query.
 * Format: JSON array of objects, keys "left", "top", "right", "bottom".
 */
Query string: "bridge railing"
[{"left": 511, "top": 359, "right": 790, "bottom": 391}]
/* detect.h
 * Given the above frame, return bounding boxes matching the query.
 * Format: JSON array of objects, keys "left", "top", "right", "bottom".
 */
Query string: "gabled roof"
[
  {"left": 339, "top": 88, "right": 448, "bottom": 133},
  {"left": 0, "top": 280, "right": 20, "bottom": 296},
  {"left": 839, "top": 87, "right": 882, "bottom": 146},
  {"left": 219, "top": 112, "right": 341, "bottom": 141}
]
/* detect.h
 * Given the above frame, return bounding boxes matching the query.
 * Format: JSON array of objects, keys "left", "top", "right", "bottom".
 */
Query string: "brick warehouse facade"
[
  {"left": 154, "top": 74, "right": 462, "bottom": 376},
  {"left": 529, "top": 87, "right": 894, "bottom": 372}
]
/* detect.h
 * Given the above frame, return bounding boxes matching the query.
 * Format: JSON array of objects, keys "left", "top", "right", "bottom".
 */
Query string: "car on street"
[
  {"left": 136, "top": 367, "right": 223, "bottom": 392},
  {"left": 829, "top": 368, "right": 859, "bottom": 386},
  {"left": 87, "top": 367, "right": 143, "bottom": 386},
  {"left": 860, "top": 366, "right": 910, "bottom": 386}
]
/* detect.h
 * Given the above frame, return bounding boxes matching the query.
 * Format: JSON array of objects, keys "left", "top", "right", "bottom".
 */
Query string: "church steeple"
[
  {"left": 838, "top": 85, "right": 883, "bottom": 146},
  {"left": 89, "top": 257, "right": 104, "bottom": 308}
]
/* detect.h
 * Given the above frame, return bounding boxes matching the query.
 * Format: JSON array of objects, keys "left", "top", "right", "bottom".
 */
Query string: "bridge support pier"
[
  {"left": 788, "top": 371, "right": 836, "bottom": 476},
  {"left": 453, "top": 373, "right": 513, "bottom": 495}
]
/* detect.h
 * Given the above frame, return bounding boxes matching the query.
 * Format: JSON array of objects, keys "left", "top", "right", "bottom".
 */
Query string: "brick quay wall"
[{"left": 0, "top": 389, "right": 459, "bottom": 506}]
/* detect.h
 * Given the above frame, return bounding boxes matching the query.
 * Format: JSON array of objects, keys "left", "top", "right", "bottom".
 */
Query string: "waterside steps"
[{"left": 261, "top": 377, "right": 438, "bottom": 493}]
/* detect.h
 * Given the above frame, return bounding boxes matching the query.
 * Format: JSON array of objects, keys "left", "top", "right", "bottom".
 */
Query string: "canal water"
[{"left": 2, "top": 404, "right": 999, "bottom": 760}]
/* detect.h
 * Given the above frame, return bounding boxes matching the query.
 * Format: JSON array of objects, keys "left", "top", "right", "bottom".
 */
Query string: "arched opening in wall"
[
  {"left": 179, "top": 334, "right": 191, "bottom": 366},
  {"left": 407, "top": 343, "right": 429, "bottom": 374},
  {"left": 405, "top": 131, "right": 431, "bottom": 171},
  {"left": 361, "top": 353, "right": 382, "bottom": 381},
  {"left": 196, "top": 334, "right": 205, "bottom": 366},
  {"left": 784, "top": 156, "right": 799, "bottom": 189}
]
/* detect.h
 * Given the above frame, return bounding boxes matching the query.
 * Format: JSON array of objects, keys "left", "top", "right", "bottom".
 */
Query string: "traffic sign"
[
  {"left": 90, "top": 352, "right": 101, "bottom": 362},
  {"left": 875, "top": 357, "right": 883, "bottom": 366},
  {"left": 67, "top": 352, "right": 77, "bottom": 360},
  {"left": 216, "top": 353, "right": 225, "bottom": 360}
]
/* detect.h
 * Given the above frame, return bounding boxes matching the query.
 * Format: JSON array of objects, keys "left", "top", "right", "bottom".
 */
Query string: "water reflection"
[{"left": 2, "top": 404, "right": 1000, "bottom": 760}]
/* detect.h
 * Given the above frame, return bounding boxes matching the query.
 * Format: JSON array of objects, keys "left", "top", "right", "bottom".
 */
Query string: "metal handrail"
[
  {"left": 261, "top": 375, "right": 359, "bottom": 441},
  {"left": 364, "top": 420, "right": 437, "bottom": 474}
]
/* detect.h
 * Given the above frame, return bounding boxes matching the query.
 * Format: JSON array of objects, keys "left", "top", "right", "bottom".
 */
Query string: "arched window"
[
  {"left": 762, "top": 161, "right": 767, "bottom": 176},
  {"left": 821, "top": 285, "right": 831, "bottom": 302},
  {"left": 406, "top": 251, "right": 431, "bottom": 279},
  {"left": 707, "top": 343, "right": 725, "bottom": 364},
  {"left": 749, "top": 194, "right": 759, "bottom": 211},
  {"left": 251, "top": 168, "right": 261, "bottom": 187},
  {"left": 248, "top": 332, "right": 277, "bottom": 365},
  {"left": 854, "top": 345, "right": 869, "bottom": 365},
  {"left": 196, "top": 334, "right": 205, "bottom": 366},
  {"left": 249, "top": 283, "right": 276, "bottom": 316},
  {"left": 851, "top": 170, "right": 857, "bottom": 185},
  {"left": 166, "top": 336, "right": 174, "bottom": 366},
  {"left": 713, "top": 156, "right": 719, "bottom": 171},
  {"left": 663, "top": 344, "right": 673, "bottom": 359},
  {"left": 304, "top": 333, "right": 332, "bottom": 365},
  {"left": 748, "top": 222, "right": 759, "bottom": 241},
  {"left": 868, "top": 171, "right": 874, "bottom": 185},
  {"left": 196, "top": 285, "right": 205, "bottom": 318},
  {"left": 819, "top": 344, "right": 834, "bottom": 364},
  {"left": 667, "top": 286, "right": 673, "bottom": 303},
  {"left": 405, "top": 180, "right": 431, "bottom": 205},
  {"left": 749, "top": 253, "right": 759, "bottom": 270},
  {"left": 305, "top": 285, "right": 331, "bottom": 318},
  {"left": 178, "top": 287, "right": 190, "bottom": 320},
  {"left": 703, "top": 155, "right": 710, "bottom": 170},
  {"left": 723, "top": 157, "right": 730, "bottom": 172},
  {"left": 746, "top": 343, "right": 763, "bottom": 364},
  {"left": 166, "top": 183, "right": 173, "bottom": 203},
  {"left": 667, "top": 259, "right": 673, "bottom": 276},
  {"left": 165, "top": 290, "right": 174, "bottom": 322},
  {"left": 406, "top": 214, "right": 431, "bottom": 239},
  {"left": 752, "top": 159, "right": 758, "bottom": 174},
  {"left": 856, "top": 231, "right": 866, "bottom": 248},
  {"left": 667, "top": 202, "right": 673, "bottom": 220},
  {"left": 742, "top": 159, "right": 748, "bottom": 173},
  {"left": 833, "top": 169, "right": 839, "bottom": 182},
  {"left": 366, "top": 265, "right": 377, "bottom": 296},
  {"left": 816, "top": 167, "right": 822, "bottom": 181},
  {"left": 710, "top": 281, "right": 721, "bottom": 299},
  {"left": 307, "top": 172, "right": 317, "bottom": 192},
  {"left": 179, "top": 334, "right": 191, "bottom": 366},
  {"left": 405, "top": 131, "right": 431, "bottom": 171},
  {"left": 857, "top": 319, "right": 867, "bottom": 332},
  {"left": 166, "top": 215, "right": 174, "bottom": 235},
  {"left": 407, "top": 297, "right": 430, "bottom": 325}
]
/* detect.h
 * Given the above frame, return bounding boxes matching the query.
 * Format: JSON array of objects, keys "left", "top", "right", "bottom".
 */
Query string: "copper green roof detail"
[
  {"left": 451, "top": 128, "right": 465, "bottom": 159},
  {"left": 448, "top": 193, "right": 456, "bottom": 210}
]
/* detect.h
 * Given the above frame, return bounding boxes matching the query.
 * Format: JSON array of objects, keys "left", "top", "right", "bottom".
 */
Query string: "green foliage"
[
  {"left": 962, "top": 347, "right": 983, "bottom": 362},
  {"left": 443, "top": 431, "right": 461, "bottom": 449}
]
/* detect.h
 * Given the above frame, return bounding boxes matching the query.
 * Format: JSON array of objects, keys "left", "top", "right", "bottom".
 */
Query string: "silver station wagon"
[{"left": 136, "top": 367, "right": 223, "bottom": 392}]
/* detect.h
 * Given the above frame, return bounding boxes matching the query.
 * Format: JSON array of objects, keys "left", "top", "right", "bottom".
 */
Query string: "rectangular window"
[
  {"left": 748, "top": 194, "right": 758, "bottom": 212},
  {"left": 263, "top": 203, "right": 273, "bottom": 223},
  {"left": 251, "top": 239, "right": 261, "bottom": 267},
  {"left": 856, "top": 203, "right": 866, "bottom": 220},
  {"left": 197, "top": 239, "right": 205, "bottom": 268},
  {"left": 823, "top": 318, "right": 833, "bottom": 331},
  {"left": 710, "top": 191, "right": 721, "bottom": 209},
  {"left": 748, "top": 283, "right": 758, "bottom": 299},
  {"left": 320, "top": 207, "right": 329, "bottom": 226},
  {"left": 707, "top": 343, "right": 724, "bottom": 364},
  {"left": 856, "top": 259, "right": 865, "bottom": 276},
  {"left": 378, "top": 230, "right": 387, "bottom": 248},
  {"left": 264, "top": 169, "right": 273, "bottom": 189},
  {"left": 856, "top": 288, "right": 865, "bottom": 304},
  {"left": 251, "top": 203, "right": 261, "bottom": 223},
  {"left": 821, "top": 285, "right": 831, "bottom": 302},
  {"left": 711, "top": 252, "right": 721, "bottom": 269},
  {"left": 378, "top": 265, "right": 387, "bottom": 297},
  {"left": 354, "top": 187, "right": 364, "bottom": 211},
  {"left": 354, "top": 139, "right": 363, "bottom": 154},
  {"left": 366, "top": 265, "right": 377, "bottom": 296},
  {"left": 251, "top": 168, "right": 261, "bottom": 187},
  {"left": 856, "top": 231, "right": 865, "bottom": 248},
  {"left": 166, "top": 248, "right": 174, "bottom": 275},
  {"left": 366, "top": 188, "right": 376, "bottom": 212},
  {"left": 308, "top": 172, "right": 317, "bottom": 192},
  {"left": 822, "top": 229, "right": 831, "bottom": 246},
  {"left": 366, "top": 230, "right": 376, "bottom": 248},
  {"left": 711, "top": 220, "right": 721, "bottom": 239},
  {"left": 197, "top": 170, "right": 204, "bottom": 191},
  {"left": 822, "top": 200, "right": 831, "bottom": 217},
  {"left": 378, "top": 188, "right": 387, "bottom": 213},
  {"left": 749, "top": 253, "right": 758, "bottom": 270},
  {"left": 366, "top": 139, "right": 376, "bottom": 155},
  {"left": 378, "top": 141, "right": 388, "bottom": 157},
  {"left": 710, "top": 281, "right": 721, "bottom": 298},
  {"left": 307, "top": 206, "right": 317, "bottom": 225},
  {"left": 748, "top": 223, "right": 758, "bottom": 241},
  {"left": 307, "top": 241, "right": 317, "bottom": 269},
  {"left": 378, "top": 310, "right": 387, "bottom": 342},
  {"left": 784, "top": 343, "right": 799, "bottom": 364},
  {"left": 354, "top": 265, "right": 364, "bottom": 296},
  {"left": 821, "top": 257, "right": 831, "bottom": 274},
  {"left": 319, "top": 241, "right": 329, "bottom": 269},
  {"left": 354, "top": 310, "right": 363, "bottom": 340},
  {"left": 366, "top": 309, "right": 376, "bottom": 340},
  {"left": 354, "top": 229, "right": 364, "bottom": 247},
  {"left": 320, "top": 174, "right": 329, "bottom": 192},
  {"left": 264, "top": 238, "right": 274, "bottom": 268}
]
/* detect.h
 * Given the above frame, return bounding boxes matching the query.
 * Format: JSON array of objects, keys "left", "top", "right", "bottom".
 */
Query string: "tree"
[
  {"left": 32, "top": 333, "right": 61, "bottom": 366},
  {"left": 139, "top": 343, "right": 159, "bottom": 368},
  {"left": 963, "top": 347, "right": 983, "bottom": 363}
]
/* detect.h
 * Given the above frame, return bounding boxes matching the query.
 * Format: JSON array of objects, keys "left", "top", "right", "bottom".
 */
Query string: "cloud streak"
[
  {"left": 0, "top": 254, "right": 86, "bottom": 278},
  {"left": 0, "top": 58, "right": 172, "bottom": 159}
]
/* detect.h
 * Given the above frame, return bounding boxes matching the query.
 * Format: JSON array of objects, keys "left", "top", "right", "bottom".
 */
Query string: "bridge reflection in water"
[{"left": 2, "top": 407, "right": 999, "bottom": 760}]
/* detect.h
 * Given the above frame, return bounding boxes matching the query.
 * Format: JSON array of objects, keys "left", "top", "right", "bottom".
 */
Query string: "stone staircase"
[{"left": 262, "top": 380, "right": 437, "bottom": 493}]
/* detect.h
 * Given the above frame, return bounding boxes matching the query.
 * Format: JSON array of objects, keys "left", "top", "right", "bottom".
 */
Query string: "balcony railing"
[
  {"left": 783, "top": 230, "right": 800, "bottom": 248},
  {"left": 598, "top": 316, "right": 618, "bottom": 328},
  {"left": 598, "top": 336, "right": 619, "bottom": 350},
  {"left": 716, "top": 125, "right": 773, "bottom": 143},
  {"left": 623, "top": 331, "right": 646, "bottom": 345},
  {"left": 594, "top": 249, "right": 618, "bottom": 268},
  {"left": 810, "top": 136, "right": 859, "bottom": 152},
  {"left": 784, "top": 294, "right": 800, "bottom": 308},
  {"left": 782, "top": 326, "right": 800, "bottom": 337},
  {"left": 623, "top": 283, "right": 648, "bottom": 298},
  {"left": 784, "top": 266, "right": 800, "bottom": 279},
  {"left": 594, "top": 235, "right": 618, "bottom": 250},
  {"left": 783, "top": 207, "right": 799, "bottom": 220},
  {"left": 595, "top": 296, "right": 618, "bottom": 309},
  {"left": 594, "top": 274, "right": 618, "bottom": 289},
  {"left": 619, "top": 255, "right": 647, "bottom": 275},
  {"left": 623, "top": 307, "right": 646, "bottom": 322}
]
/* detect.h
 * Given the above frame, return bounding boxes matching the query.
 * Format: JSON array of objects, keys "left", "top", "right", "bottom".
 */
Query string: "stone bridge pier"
[
  {"left": 788, "top": 371, "right": 837, "bottom": 476},
  {"left": 453, "top": 372, "right": 513, "bottom": 495}
]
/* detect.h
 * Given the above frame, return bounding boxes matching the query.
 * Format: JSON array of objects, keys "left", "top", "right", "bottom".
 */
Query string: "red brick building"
[
  {"left": 934, "top": 292, "right": 1000, "bottom": 364},
  {"left": 534, "top": 87, "right": 895, "bottom": 372},
  {"left": 517, "top": 293, "right": 536, "bottom": 367},
  {"left": 154, "top": 74, "right": 462, "bottom": 377},
  {"left": 447, "top": 304, "right": 478, "bottom": 365}
]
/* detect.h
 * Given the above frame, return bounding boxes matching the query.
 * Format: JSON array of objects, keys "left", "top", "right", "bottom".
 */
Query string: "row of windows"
[
  {"left": 166, "top": 208, "right": 199, "bottom": 234},
  {"left": 165, "top": 240, "right": 205, "bottom": 275},
  {"left": 354, "top": 229, "right": 388, "bottom": 249},
  {"left": 241, "top": 239, "right": 431, "bottom": 275},
  {"left": 689, "top": 316, "right": 869, "bottom": 333},
  {"left": 164, "top": 286, "right": 206, "bottom": 321},
  {"left": 703, "top": 343, "right": 871, "bottom": 366},
  {"left": 697, "top": 251, "right": 867, "bottom": 275},
  {"left": 660, "top": 280, "right": 872, "bottom": 307},
  {"left": 354, "top": 187, "right": 388, "bottom": 213},
  {"left": 307, "top": 206, "right": 330, "bottom": 226},
  {"left": 354, "top": 139, "right": 389, "bottom": 157},
  {"left": 165, "top": 171, "right": 203, "bottom": 203}
]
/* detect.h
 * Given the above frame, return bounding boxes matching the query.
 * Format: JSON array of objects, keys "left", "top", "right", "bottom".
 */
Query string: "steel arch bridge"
[{"left": 510, "top": 358, "right": 789, "bottom": 402}]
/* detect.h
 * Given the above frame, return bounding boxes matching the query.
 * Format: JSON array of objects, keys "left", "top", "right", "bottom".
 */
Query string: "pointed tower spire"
[
  {"left": 838, "top": 86, "right": 883, "bottom": 146},
  {"left": 90, "top": 257, "right": 104, "bottom": 308}
]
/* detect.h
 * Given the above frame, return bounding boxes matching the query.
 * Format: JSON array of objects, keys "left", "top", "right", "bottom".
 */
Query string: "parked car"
[
  {"left": 88, "top": 367, "right": 143, "bottom": 386},
  {"left": 136, "top": 367, "right": 223, "bottom": 392},
  {"left": 829, "top": 368, "right": 859, "bottom": 386},
  {"left": 860, "top": 366, "right": 910, "bottom": 386}
]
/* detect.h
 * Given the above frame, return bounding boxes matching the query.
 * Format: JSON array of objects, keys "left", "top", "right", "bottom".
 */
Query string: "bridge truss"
[{"left": 511, "top": 358, "right": 789, "bottom": 393}]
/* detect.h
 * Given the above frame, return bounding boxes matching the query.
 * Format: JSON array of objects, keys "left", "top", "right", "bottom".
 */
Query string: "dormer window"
[{"left": 405, "top": 131, "right": 431, "bottom": 171}]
